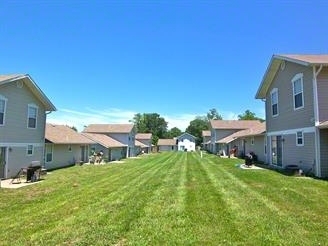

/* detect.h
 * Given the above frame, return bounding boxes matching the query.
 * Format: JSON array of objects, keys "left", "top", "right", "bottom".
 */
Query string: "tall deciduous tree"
[
  {"left": 207, "top": 108, "right": 222, "bottom": 121},
  {"left": 238, "top": 110, "right": 264, "bottom": 122},
  {"left": 185, "top": 116, "right": 209, "bottom": 146},
  {"left": 166, "top": 127, "right": 182, "bottom": 138},
  {"left": 131, "top": 113, "right": 168, "bottom": 145}
]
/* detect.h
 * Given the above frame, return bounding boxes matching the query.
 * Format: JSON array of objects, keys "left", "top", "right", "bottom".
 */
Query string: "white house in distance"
[{"left": 177, "top": 132, "right": 196, "bottom": 151}]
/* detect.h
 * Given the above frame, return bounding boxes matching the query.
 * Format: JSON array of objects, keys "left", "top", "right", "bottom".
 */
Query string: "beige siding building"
[{"left": 0, "top": 74, "right": 56, "bottom": 178}]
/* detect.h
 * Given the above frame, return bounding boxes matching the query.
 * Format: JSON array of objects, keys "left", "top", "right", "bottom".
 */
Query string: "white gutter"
[{"left": 313, "top": 65, "right": 323, "bottom": 177}]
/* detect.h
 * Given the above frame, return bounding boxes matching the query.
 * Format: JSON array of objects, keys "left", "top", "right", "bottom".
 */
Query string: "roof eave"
[
  {"left": 255, "top": 56, "right": 281, "bottom": 99},
  {"left": 22, "top": 75, "right": 57, "bottom": 111}
]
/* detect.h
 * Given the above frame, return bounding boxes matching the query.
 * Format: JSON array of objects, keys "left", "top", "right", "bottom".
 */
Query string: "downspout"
[{"left": 313, "top": 65, "right": 323, "bottom": 177}]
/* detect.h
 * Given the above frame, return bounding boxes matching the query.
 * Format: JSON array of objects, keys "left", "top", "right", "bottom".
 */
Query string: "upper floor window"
[
  {"left": 27, "top": 104, "right": 38, "bottom": 129},
  {"left": 292, "top": 73, "right": 304, "bottom": 110},
  {"left": 251, "top": 137, "right": 254, "bottom": 145},
  {"left": 296, "top": 131, "right": 304, "bottom": 146},
  {"left": 271, "top": 88, "right": 279, "bottom": 117},
  {"left": 0, "top": 95, "right": 7, "bottom": 126}
]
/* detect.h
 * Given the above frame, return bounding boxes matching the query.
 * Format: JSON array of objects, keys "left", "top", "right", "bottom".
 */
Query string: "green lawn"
[{"left": 0, "top": 152, "right": 327, "bottom": 245}]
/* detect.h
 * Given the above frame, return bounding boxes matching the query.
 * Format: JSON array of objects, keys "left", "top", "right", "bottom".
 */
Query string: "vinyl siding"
[
  {"left": 109, "top": 132, "right": 135, "bottom": 157},
  {"left": 244, "top": 135, "right": 266, "bottom": 163},
  {"left": 45, "top": 144, "right": 82, "bottom": 170},
  {"left": 159, "top": 145, "right": 176, "bottom": 151},
  {"left": 317, "top": 67, "right": 328, "bottom": 121},
  {"left": 281, "top": 132, "right": 315, "bottom": 172},
  {"left": 265, "top": 62, "right": 315, "bottom": 132},
  {"left": 0, "top": 81, "right": 47, "bottom": 178},
  {"left": 6, "top": 145, "right": 44, "bottom": 178},
  {"left": 110, "top": 148, "right": 125, "bottom": 161},
  {"left": 0, "top": 82, "right": 46, "bottom": 143},
  {"left": 320, "top": 129, "right": 328, "bottom": 177}
]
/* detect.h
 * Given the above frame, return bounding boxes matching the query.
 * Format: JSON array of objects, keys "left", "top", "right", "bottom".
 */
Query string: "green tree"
[
  {"left": 185, "top": 116, "right": 209, "bottom": 146},
  {"left": 238, "top": 110, "right": 264, "bottom": 122},
  {"left": 166, "top": 127, "right": 182, "bottom": 138},
  {"left": 69, "top": 126, "right": 77, "bottom": 132},
  {"left": 131, "top": 113, "right": 168, "bottom": 145},
  {"left": 207, "top": 108, "right": 222, "bottom": 121}
]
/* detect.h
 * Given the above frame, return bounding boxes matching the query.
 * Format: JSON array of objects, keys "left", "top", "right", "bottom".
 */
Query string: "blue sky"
[{"left": 1, "top": 1, "right": 328, "bottom": 131}]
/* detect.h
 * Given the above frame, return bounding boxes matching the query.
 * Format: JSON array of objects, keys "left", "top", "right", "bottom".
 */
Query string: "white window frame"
[
  {"left": 0, "top": 95, "right": 7, "bottom": 126},
  {"left": 27, "top": 104, "right": 38, "bottom": 129},
  {"left": 292, "top": 73, "right": 304, "bottom": 110},
  {"left": 45, "top": 144, "right": 53, "bottom": 162},
  {"left": 270, "top": 88, "right": 279, "bottom": 117},
  {"left": 296, "top": 131, "right": 304, "bottom": 146},
  {"left": 27, "top": 144, "right": 34, "bottom": 156}
]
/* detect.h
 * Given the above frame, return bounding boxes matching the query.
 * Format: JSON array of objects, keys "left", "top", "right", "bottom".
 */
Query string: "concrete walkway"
[{"left": 0, "top": 178, "right": 43, "bottom": 189}]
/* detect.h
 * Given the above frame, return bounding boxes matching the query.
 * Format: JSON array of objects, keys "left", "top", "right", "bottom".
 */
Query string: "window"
[
  {"left": 296, "top": 131, "right": 304, "bottom": 146},
  {"left": 251, "top": 137, "right": 254, "bottom": 145},
  {"left": 27, "top": 145, "right": 33, "bottom": 156},
  {"left": 27, "top": 104, "right": 38, "bottom": 128},
  {"left": 292, "top": 73, "right": 304, "bottom": 109},
  {"left": 46, "top": 144, "right": 53, "bottom": 162},
  {"left": 0, "top": 95, "right": 7, "bottom": 126},
  {"left": 68, "top": 145, "right": 72, "bottom": 152},
  {"left": 271, "top": 88, "right": 278, "bottom": 117}
]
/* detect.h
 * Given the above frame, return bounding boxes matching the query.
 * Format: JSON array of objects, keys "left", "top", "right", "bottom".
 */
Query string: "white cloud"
[
  {"left": 47, "top": 107, "right": 252, "bottom": 133},
  {"left": 47, "top": 107, "right": 136, "bottom": 132}
]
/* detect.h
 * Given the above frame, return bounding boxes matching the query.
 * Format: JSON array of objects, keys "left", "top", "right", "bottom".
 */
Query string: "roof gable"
[
  {"left": 0, "top": 74, "right": 56, "bottom": 111},
  {"left": 255, "top": 54, "right": 328, "bottom": 99},
  {"left": 83, "top": 124, "right": 134, "bottom": 133},
  {"left": 177, "top": 132, "right": 196, "bottom": 140},
  {"left": 45, "top": 124, "right": 94, "bottom": 144}
]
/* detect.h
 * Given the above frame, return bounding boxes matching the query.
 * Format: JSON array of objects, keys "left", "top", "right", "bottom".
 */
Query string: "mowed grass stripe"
[
  {"left": 202, "top": 153, "right": 326, "bottom": 245},
  {"left": 185, "top": 152, "right": 245, "bottom": 244},
  {"left": 125, "top": 152, "right": 191, "bottom": 245},
  {"left": 35, "top": 152, "right": 181, "bottom": 244},
  {"left": 3, "top": 153, "right": 178, "bottom": 244}
]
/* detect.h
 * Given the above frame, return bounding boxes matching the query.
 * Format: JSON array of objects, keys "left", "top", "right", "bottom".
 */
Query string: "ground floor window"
[{"left": 46, "top": 144, "right": 53, "bottom": 162}]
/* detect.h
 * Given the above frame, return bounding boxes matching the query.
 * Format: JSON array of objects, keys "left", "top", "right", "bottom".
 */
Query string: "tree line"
[{"left": 130, "top": 109, "right": 264, "bottom": 146}]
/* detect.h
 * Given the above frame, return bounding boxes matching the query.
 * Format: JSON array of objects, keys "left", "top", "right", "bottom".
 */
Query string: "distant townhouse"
[
  {"left": 135, "top": 133, "right": 152, "bottom": 154},
  {"left": 81, "top": 132, "right": 127, "bottom": 161},
  {"left": 256, "top": 54, "right": 328, "bottom": 177},
  {"left": 157, "top": 139, "right": 177, "bottom": 152},
  {"left": 202, "top": 130, "right": 211, "bottom": 151},
  {"left": 0, "top": 74, "right": 56, "bottom": 179},
  {"left": 209, "top": 120, "right": 263, "bottom": 157},
  {"left": 217, "top": 122, "right": 266, "bottom": 162},
  {"left": 83, "top": 124, "right": 136, "bottom": 158},
  {"left": 45, "top": 124, "right": 94, "bottom": 169}
]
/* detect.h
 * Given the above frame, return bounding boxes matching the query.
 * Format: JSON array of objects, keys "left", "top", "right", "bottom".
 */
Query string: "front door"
[
  {"left": 271, "top": 136, "right": 283, "bottom": 167},
  {"left": 0, "top": 147, "right": 7, "bottom": 179}
]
